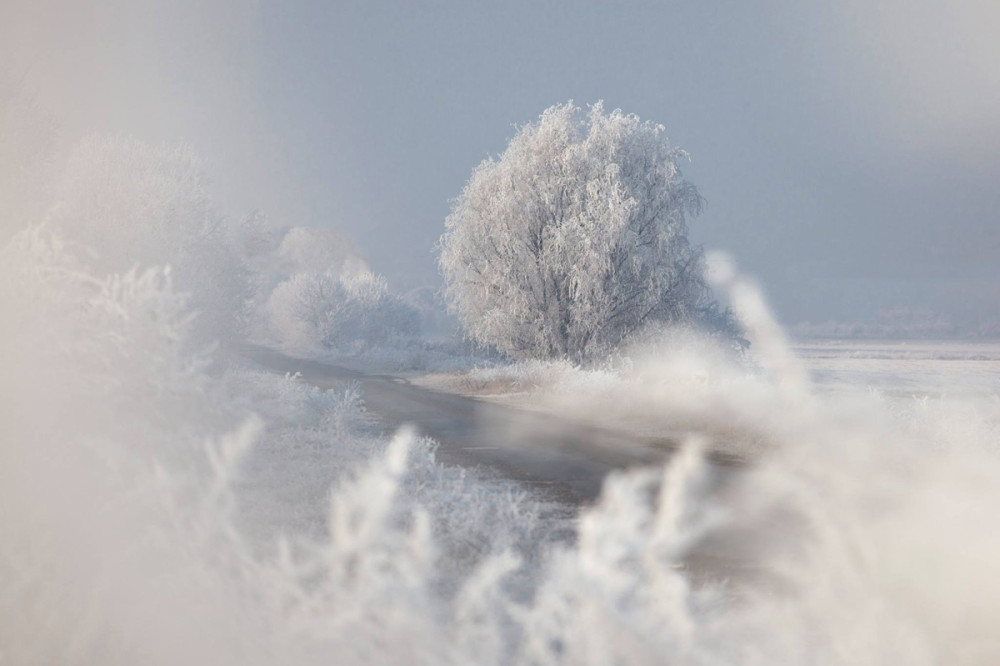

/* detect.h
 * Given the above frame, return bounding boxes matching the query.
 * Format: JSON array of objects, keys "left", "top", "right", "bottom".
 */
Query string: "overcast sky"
[{"left": 4, "top": 0, "right": 999, "bottom": 325}]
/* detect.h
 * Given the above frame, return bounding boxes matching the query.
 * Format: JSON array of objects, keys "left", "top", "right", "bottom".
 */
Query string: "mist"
[
  {"left": 5, "top": 0, "right": 998, "bottom": 327},
  {"left": 2, "top": 1, "right": 1000, "bottom": 664}
]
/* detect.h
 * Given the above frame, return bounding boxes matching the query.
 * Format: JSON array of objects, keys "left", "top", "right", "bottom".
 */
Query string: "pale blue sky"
[{"left": 4, "top": 0, "right": 999, "bottom": 325}]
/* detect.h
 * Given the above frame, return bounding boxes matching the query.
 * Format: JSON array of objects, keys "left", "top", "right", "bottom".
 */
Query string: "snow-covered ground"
[
  {"left": 417, "top": 338, "right": 1000, "bottom": 399},
  {"left": 794, "top": 339, "right": 1000, "bottom": 398},
  {"left": 413, "top": 337, "right": 999, "bottom": 466}
]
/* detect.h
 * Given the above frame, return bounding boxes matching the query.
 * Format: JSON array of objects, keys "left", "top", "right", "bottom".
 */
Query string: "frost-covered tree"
[{"left": 439, "top": 101, "right": 730, "bottom": 362}]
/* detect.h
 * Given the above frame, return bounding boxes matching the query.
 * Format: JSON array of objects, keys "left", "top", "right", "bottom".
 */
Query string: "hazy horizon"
[{"left": 3, "top": 0, "right": 998, "bottom": 328}]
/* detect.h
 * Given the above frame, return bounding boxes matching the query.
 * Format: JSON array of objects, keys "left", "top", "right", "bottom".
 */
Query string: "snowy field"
[
  {"left": 420, "top": 339, "right": 1000, "bottom": 402},
  {"left": 794, "top": 339, "right": 1000, "bottom": 399}
]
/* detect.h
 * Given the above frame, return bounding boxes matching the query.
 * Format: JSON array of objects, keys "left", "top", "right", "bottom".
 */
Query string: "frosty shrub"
[
  {"left": 49, "top": 135, "right": 249, "bottom": 345},
  {"left": 439, "top": 101, "right": 735, "bottom": 362},
  {"left": 235, "top": 220, "right": 418, "bottom": 354},
  {"left": 0, "top": 225, "right": 547, "bottom": 664},
  {"left": 265, "top": 270, "right": 419, "bottom": 353}
]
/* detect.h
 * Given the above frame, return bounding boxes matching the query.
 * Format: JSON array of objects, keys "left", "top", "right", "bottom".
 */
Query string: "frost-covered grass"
[
  {"left": 415, "top": 329, "right": 772, "bottom": 455},
  {"left": 224, "top": 368, "right": 561, "bottom": 572},
  {"left": 418, "top": 327, "right": 1000, "bottom": 460}
]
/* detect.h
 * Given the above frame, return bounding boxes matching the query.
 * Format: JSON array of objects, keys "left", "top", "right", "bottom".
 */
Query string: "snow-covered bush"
[
  {"left": 265, "top": 269, "right": 419, "bottom": 353},
  {"left": 439, "top": 101, "right": 735, "bottom": 362},
  {"left": 230, "top": 219, "right": 421, "bottom": 356},
  {"left": 48, "top": 135, "right": 249, "bottom": 345},
  {"left": 0, "top": 225, "right": 548, "bottom": 664}
]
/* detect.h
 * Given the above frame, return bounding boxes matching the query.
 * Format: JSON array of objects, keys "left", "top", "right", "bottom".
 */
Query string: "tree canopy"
[{"left": 439, "top": 101, "right": 729, "bottom": 361}]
